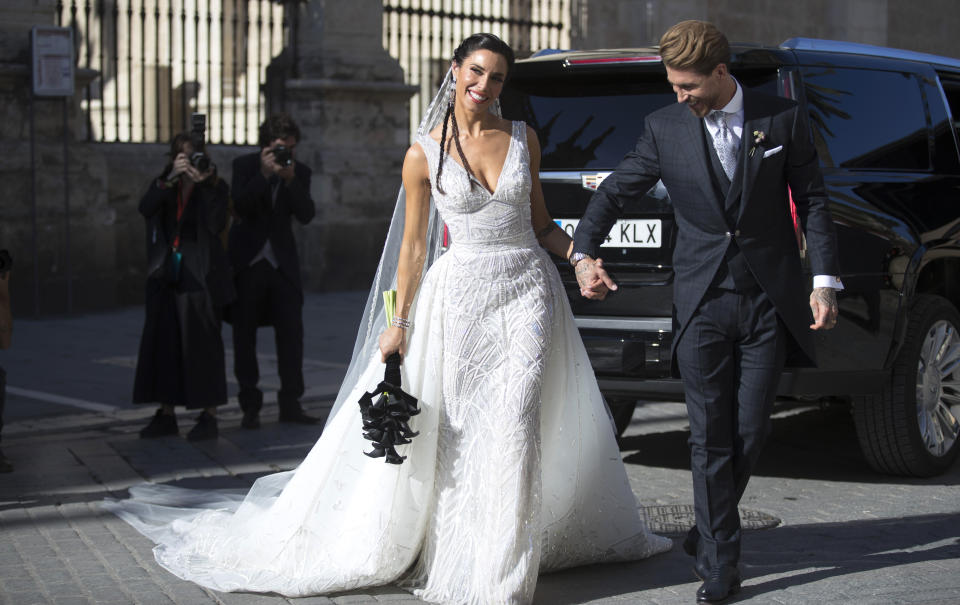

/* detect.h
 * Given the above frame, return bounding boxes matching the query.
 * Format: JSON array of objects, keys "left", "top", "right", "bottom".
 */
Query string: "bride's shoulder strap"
[{"left": 415, "top": 135, "right": 440, "bottom": 182}]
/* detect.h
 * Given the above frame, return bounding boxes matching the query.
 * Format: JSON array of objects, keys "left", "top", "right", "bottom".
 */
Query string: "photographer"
[
  {"left": 0, "top": 250, "right": 12, "bottom": 472},
  {"left": 228, "top": 113, "right": 316, "bottom": 428},
  {"left": 133, "top": 121, "right": 235, "bottom": 440}
]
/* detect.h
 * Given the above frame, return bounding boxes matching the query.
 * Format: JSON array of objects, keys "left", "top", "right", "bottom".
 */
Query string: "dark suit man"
[
  {"left": 229, "top": 114, "right": 317, "bottom": 427},
  {"left": 571, "top": 21, "right": 841, "bottom": 603}
]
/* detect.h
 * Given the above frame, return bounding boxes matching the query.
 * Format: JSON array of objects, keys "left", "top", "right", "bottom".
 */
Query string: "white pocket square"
[{"left": 762, "top": 145, "right": 783, "bottom": 158}]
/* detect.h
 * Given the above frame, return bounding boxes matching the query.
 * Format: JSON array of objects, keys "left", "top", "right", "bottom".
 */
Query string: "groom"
[{"left": 571, "top": 20, "right": 841, "bottom": 602}]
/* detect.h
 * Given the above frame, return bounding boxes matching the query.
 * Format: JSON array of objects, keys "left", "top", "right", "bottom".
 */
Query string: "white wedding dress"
[{"left": 105, "top": 120, "right": 671, "bottom": 604}]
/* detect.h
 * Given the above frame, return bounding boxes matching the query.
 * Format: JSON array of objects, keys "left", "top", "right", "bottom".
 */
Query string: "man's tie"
[{"left": 708, "top": 110, "right": 738, "bottom": 180}]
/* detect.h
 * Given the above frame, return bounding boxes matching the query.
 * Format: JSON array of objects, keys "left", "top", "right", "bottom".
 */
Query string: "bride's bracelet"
[{"left": 391, "top": 316, "right": 411, "bottom": 330}]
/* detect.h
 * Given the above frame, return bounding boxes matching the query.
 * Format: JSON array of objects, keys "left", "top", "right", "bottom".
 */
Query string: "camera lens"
[
  {"left": 273, "top": 145, "right": 292, "bottom": 167},
  {"left": 190, "top": 152, "right": 210, "bottom": 172}
]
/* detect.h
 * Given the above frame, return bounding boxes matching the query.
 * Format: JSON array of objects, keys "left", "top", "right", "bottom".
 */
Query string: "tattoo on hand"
[
  {"left": 574, "top": 261, "right": 592, "bottom": 286},
  {"left": 813, "top": 287, "right": 838, "bottom": 323},
  {"left": 813, "top": 287, "right": 836, "bottom": 307}
]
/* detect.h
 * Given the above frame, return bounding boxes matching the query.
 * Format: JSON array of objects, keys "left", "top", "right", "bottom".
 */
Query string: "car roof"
[
  {"left": 782, "top": 38, "right": 960, "bottom": 72},
  {"left": 519, "top": 38, "right": 960, "bottom": 75}
]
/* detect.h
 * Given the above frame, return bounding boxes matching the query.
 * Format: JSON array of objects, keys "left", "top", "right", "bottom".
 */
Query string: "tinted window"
[
  {"left": 799, "top": 67, "right": 929, "bottom": 170},
  {"left": 937, "top": 76, "right": 960, "bottom": 173},
  {"left": 501, "top": 70, "right": 779, "bottom": 170}
]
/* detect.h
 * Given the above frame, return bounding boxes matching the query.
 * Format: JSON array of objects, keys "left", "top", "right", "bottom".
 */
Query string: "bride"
[{"left": 105, "top": 33, "right": 671, "bottom": 604}]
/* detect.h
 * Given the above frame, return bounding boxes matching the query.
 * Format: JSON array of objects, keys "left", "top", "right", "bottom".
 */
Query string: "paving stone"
[
  {"left": 52, "top": 596, "right": 92, "bottom": 605},
  {"left": 1, "top": 592, "right": 48, "bottom": 605},
  {"left": 34, "top": 567, "right": 76, "bottom": 584},
  {"left": 216, "top": 591, "right": 294, "bottom": 604},
  {"left": 41, "top": 581, "right": 84, "bottom": 595},
  {"left": 2, "top": 576, "right": 40, "bottom": 592}
]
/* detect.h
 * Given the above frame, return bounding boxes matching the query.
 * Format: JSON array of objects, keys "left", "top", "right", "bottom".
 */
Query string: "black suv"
[{"left": 499, "top": 38, "right": 960, "bottom": 477}]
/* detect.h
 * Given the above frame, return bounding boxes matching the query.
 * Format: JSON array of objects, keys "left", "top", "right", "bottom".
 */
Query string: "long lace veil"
[{"left": 326, "top": 68, "right": 499, "bottom": 422}]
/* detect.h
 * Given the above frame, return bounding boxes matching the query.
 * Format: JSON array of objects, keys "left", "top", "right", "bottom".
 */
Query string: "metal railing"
[
  {"left": 382, "top": 0, "right": 571, "bottom": 139},
  {"left": 56, "top": 0, "right": 294, "bottom": 145}
]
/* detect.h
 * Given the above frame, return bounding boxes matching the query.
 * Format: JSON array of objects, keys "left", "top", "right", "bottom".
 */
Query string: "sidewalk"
[{"left": 1, "top": 292, "right": 959, "bottom": 604}]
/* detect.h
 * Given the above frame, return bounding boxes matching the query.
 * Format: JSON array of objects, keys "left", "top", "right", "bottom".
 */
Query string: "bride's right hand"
[{"left": 378, "top": 326, "right": 406, "bottom": 362}]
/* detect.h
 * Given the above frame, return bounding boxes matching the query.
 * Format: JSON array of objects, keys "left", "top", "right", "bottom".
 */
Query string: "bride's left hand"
[{"left": 378, "top": 326, "right": 406, "bottom": 362}]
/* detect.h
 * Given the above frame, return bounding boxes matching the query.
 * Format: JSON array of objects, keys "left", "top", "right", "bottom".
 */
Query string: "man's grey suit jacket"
[{"left": 573, "top": 88, "right": 840, "bottom": 370}]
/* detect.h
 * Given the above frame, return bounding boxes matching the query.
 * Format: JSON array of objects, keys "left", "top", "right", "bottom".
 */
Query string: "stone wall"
[{"left": 572, "top": 0, "right": 959, "bottom": 59}]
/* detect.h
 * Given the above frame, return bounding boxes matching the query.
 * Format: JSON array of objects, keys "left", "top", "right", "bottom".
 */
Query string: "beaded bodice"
[{"left": 419, "top": 120, "right": 535, "bottom": 251}]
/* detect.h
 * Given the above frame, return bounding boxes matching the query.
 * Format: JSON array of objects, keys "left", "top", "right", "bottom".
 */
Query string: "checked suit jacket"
[{"left": 573, "top": 87, "right": 840, "bottom": 370}]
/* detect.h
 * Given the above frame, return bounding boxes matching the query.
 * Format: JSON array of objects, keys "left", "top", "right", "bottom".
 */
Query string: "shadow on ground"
[
  {"left": 620, "top": 403, "right": 960, "bottom": 486},
  {"left": 533, "top": 512, "right": 960, "bottom": 604}
]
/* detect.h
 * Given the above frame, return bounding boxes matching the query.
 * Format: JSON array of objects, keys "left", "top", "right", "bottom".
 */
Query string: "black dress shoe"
[
  {"left": 696, "top": 565, "right": 741, "bottom": 603},
  {"left": 683, "top": 525, "right": 700, "bottom": 557},
  {"left": 241, "top": 411, "right": 261, "bottom": 429},
  {"left": 186, "top": 411, "right": 218, "bottom": 441},
  {"left": 139, "top": 410, "right": 178, "bottom": 438},
  {"left": 278, "top": 409, "right": 319, "bottom": 425}
]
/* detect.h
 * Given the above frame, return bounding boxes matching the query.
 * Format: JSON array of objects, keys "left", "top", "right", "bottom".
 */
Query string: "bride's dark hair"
[{"left": 436, "top": 33, "right": 516, "bottom": 194}]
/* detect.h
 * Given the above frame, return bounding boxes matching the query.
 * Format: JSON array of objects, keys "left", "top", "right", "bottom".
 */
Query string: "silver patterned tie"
[{"left": 709, "top": 110, "right": 738, "bottom": 180}]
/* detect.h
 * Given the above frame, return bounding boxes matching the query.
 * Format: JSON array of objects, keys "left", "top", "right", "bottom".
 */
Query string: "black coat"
[
  {"left": 141, "top": 176, "right": 236, "bottom": 307},
  {"left": 573, "top": 88, "right": 840, "bottom": 369},
  {"left": 227, "top": 152, "right": 315, "bottom": 290},
  {"left": 134, "top": 174, "right": 234, "bottom": 407}
]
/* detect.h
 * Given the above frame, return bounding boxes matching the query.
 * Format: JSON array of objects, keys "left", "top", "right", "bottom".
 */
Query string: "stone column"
[{"left": 284, "top": 0, "right": 416, "bottom": 291}]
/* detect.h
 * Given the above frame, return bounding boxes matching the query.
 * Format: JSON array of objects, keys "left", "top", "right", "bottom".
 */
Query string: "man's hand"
[
  {"left": 260, "top": 145, "right": 281, "bottom": 178},
  {"left": 277, "top": 162, "right": 296, "bottom": 185},
  {"left": 575, "top": 257, "right": 618, "bottom": 300},
  {"left": 810, "top": 286, "right": 839, "bottom": 330}
]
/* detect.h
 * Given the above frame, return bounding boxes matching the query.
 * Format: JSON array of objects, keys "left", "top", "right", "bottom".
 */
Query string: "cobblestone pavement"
[{"left": 1, "top": 292, "right": 959, "bottom": 604}]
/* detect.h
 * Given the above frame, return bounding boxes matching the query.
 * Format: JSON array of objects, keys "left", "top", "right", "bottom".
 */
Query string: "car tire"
[
  {"left": 853, "top": 294, "right": 960, "bottom": 477},
  {"left": 606, "top": 397, "right": 639, "bottom": 436}
]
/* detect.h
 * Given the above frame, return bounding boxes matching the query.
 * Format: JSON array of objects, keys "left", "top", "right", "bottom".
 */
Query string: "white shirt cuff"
[{"left": 814, "top": 275, "right": 843, "bottom": 290}]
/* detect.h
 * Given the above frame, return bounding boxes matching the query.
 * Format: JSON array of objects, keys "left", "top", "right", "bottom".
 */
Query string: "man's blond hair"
[{"left": 659, "top": 20, "right": 730, "bottom": 75}]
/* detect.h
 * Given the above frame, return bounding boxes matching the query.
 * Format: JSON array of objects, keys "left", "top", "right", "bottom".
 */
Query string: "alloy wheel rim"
[{"left": 915, "top": 319, "right": 960, "bottom": 457}]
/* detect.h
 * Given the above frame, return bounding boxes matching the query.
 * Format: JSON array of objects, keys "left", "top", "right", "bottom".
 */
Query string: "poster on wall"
[{"left": 31, "top": 26, "right": 74, "bottom": 97}]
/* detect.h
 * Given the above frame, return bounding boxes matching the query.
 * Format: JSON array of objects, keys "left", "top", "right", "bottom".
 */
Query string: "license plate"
[{"left": 555, "top": 218, "right": 662, "bottom": 248}]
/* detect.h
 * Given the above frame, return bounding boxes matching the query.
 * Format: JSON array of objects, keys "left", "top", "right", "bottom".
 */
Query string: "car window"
[
  {"left": 500, "top": 70, "right": 779, "bottom": 170},
  {"left": 799, "top": 67, "right": 930, "bottom": 171},
  {"left": 936, "top": 76, "right": 960, "bottom": 173}
]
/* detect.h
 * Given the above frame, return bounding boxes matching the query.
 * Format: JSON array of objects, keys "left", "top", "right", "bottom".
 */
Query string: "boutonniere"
[{"left": 748, "top": 130, "right": 766, "bottom": 157}]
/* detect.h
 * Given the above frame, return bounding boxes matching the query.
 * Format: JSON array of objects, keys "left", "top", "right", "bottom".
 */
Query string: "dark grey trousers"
[{"left": 675, "top": 286, "right": 787, "bottom": 568}]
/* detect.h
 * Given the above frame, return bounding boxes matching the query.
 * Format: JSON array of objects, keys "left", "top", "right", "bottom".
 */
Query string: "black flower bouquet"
[{"left": 357, "top": 290, "right": 420, "bottom": 464}]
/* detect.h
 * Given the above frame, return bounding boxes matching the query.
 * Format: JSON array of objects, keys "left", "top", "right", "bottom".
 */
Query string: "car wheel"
[
  {"left": 606, "top": 397, "right": 639, "bottom": 436},
  {"left": 853, "top": 294, "right": 960, "bottom": 477}
]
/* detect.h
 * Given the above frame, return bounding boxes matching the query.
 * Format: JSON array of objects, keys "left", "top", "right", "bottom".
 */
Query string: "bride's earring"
[{"left": 449, "top": 78, "right": 456, "bottom": 106}]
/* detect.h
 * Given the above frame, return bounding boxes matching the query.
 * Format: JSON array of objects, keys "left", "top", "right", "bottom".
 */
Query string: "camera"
[
  {"left": 272, "top": 144, "right": 293, "bottom": 167},
  {"left": 188, "top": 113, "right": 211, "bottom": 172},
  {"left": 0, "top": 250, "right": 11, "bottom": 276}
]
